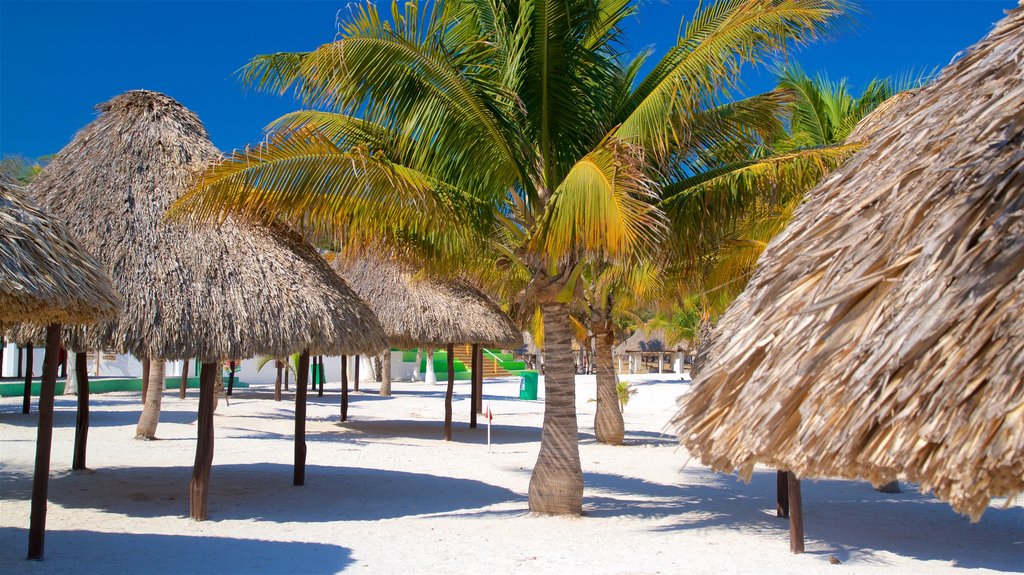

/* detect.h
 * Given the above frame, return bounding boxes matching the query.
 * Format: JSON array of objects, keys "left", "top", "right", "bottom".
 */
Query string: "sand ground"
[{"left": 1, "top": 373, "right": 1021, "bottom": 574}]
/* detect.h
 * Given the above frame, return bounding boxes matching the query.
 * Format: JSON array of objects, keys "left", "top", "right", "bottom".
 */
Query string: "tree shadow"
[
  {"left": 0, "top": 398, "right": 197, "bottom": 428},
  {"left": 0, "top": 527, "right": 352, "bottom": 574},
  {"left": 328, "top": 418, "right": 543, "bottom": 445},
  {"left": 5, "top": 463, "right": 521, "bottom": 523},
  {"left": 582, "top": 468, "right": 1024, "bottom": 571}
]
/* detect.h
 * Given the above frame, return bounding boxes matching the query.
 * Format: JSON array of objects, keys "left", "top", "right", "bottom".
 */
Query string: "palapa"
[
  {"left": 11, "top": 90, "right": 387, "bottom": 361},
  {"left": 337, "top": 256, "right": 521, "bottom": 349},
  {"left": 675, "top": 9, "right": 1024, "bottom": 521},
  {"left": 614, "top": 328, "right": 689, "bottom": 355},
  {"left": 0, "top": 178, "right": 120, "bottom": 329}
]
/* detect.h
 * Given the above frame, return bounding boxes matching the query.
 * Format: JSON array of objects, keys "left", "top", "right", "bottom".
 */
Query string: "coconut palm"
[{"left": 175, "top": 0, "right": 853, "bottom": 514}]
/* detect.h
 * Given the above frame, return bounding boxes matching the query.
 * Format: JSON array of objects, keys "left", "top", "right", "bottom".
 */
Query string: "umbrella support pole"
[
  {"left": 469, "top": 344, "right": 478, "bottom": 429},
  {"left": 22, "top": 342, "right": 33, "bottom": 414},
  {"left": 27, "top": 324, "right": 61, "bottom": 560},
  {"left": 340, "top": 355, "right": 348, "bottom": 422},
  {"left": 294, "top": 351, "right": 309, "bottom": 486},
  {"left": 444, "top": 344, "right": 454, "bottom": 441},
  {"left": 788, "top": 472, "right": 804, "bottom": 553},
  {"left": 72, "top": 352, "right": 90, "bottom": 470},
  {"left": 354, "top": 356, "right": 360, "bottom": 392},
  {"left": 189, "top": 363, "right": 217, "bottom": 520},
  {"left": 776, "top": 470, "right": 789, "bottom": 518},
  {"left": 475, "top": 345, "right": 484, "bottom": 414}
]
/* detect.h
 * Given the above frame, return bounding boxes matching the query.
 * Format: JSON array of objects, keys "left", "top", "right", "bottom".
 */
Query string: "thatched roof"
[
  {"left": 0, "top": 178, "right": 121, "bottom": 330},
  {"left": 10, "top": 90, "right": 387, "bottom": 361},
  {"left": 336, "top": 257, "right": 522, "bottom": 349},
  {"left": 614, "top": 328, "right": 688, "bottom": 355},
  {"left": 844, "top": 89, "right": 918, "bottom": 145},
  {"left": 674, "top": 10, "right": 1024, "bottom": 521}
]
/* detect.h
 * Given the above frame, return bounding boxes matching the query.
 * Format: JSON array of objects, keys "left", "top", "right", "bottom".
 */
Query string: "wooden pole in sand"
[
  {"left": 22, "top": 342, "right": 34, "bottom": 414},
  {"left": 274, "top": 360, "right": 283, "bottom": 402},
  {"left": 27, "top": 324, "right": 61, "bottom": 559},
  {"left": 776, "top": 470, "right": 790, "bottom": 518},
  {"left": 294, "top": 351, "right": 310, "bottom": 486},
  {"left": 340, "top": 355, "right": 349, "bottom": 422},
  {"left": 317, "top": 356, "right": 325, "bottom": 397},
  {"left": 788, "top": 472, "right": 804, "bottom": 554},
  {"left": 470, "top": 344, "right": 479, "bottom": 429},
  {"left": 353, "top": 355, "right": 360, "bottom": 392},
  {"left": 189, "top": 362, "right": 217, "bottom": 520},
  {"left": 444, "top": 344, "right": 455, "bottom": 441},
  {"left": 72, "top": 352, "right": 90, "bottom": 471},
  {"left": 179, "top": 359, "right": 189, "bottom": 399},
  {"left": 319, "top": 355, "right": 326, "bottom": 392},
  {"left": 475, "top": 346, "right": 484, "bottom": 414}
]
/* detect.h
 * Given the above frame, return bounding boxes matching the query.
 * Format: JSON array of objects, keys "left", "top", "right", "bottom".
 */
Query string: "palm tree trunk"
[
  {"left": 64, "top": 349, "right": 78, "bottom": 395},
  {"left": 528, "top": 302, "right": 583, "bottom": 515},
  {"left": 425, "top": 350, "right": 436, "bottom": 384},
  {"left": 72, "top": 352, "right": 90, "bottom": 470},
  {"left": 413, "top": 349, "right": 422, "bottom": 380},
  {"left": 141, "top": 358, "right": 151, "bottom": 404},
  {"left": 135, "top": 358, "right": 165, "bottom": 439},
  {"left": 593, "top": 318, "right": 624, "bottom": 445},
  {"left": 379, "top": 351, "right": 392, "bottom": 396}
]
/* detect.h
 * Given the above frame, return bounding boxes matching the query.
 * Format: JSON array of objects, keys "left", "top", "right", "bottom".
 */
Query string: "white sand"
[{"left": 1, "top": 374, "right": 1021, "bottom": 574}]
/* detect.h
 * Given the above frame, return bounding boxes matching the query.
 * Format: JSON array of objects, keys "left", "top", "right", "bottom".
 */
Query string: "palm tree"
[{"left": 175, "top": 0, "right": 853, "bottom": 514}]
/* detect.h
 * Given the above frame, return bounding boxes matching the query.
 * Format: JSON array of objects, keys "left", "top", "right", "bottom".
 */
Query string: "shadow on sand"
[
  {"left": 581, "top": 468, "right": 1023, "bottom": 572},
  {"left": 3, "top": 463, "right": 521, "bottom": 524},
  {"left": 0, "top": 527, "right": 353, "bottom": 574}
]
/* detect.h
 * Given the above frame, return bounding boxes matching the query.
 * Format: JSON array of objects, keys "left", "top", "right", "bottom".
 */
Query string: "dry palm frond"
[
  {"left": 8, "top": 91, "right": 387, "bottom": 361},
  {"left": 675, "top": 9, "right": 1024, "bottom": 521},
  {"left": 336, "top": 255, "right": 522, "bottom": 349},
  {"left": 0, "top": 178, "right": 120, "bottom": 329}
]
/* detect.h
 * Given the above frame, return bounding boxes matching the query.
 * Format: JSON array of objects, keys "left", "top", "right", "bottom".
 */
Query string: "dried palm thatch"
[
  {"left": 0, "top": 178, "right": 121, "bottom": 329},
  {"left": 844, "top": 89, "right": 918, "bottom": 145},
  {"left": 675, "top": 9, "right": 1024, "bottom": 521},
  {"left": 8, "top": 91, "right": 387, "bottom": 361},
  {"left": 337, "top": 256, "right": 522, "bottom": 349},
  {"left": 614, "top": 328, "right": 689, "bottom": 355}
]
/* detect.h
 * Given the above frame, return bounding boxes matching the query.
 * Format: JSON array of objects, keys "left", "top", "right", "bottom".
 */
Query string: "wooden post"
[
  {"left": 0, "top": 338, "right": 5, "bottom": 378},
  {"left": 179, "top": 360, "right": 189, "bottom": 399},
  {"left": 294, "top": 351, "right": 310, "bottom": 486},
  {"left": 141, "top": 358, "right": 151, "bottom": 404},
  {"left": 340, "top": 355, "right": 349, "bottom": 422},
  {"left": 17, "top": 344, "right": 23, "bottom": 378},
  {"left": 353, "top": 355, "right": 360, "bottom": 392},
  {"left": 319, "top": 355, "right": 326, "bottom": 392},
  {"left": 310, "top": 356, "right": 317, "bottom": 391},
  {"left": 189, "top": 362, "right": 217, "bottom": 520},
  {"left": 274, "top": 360, "right": 283, "bottom": 402},
  {"left": 470, "top": 344, "right": 479, "bottom": 429},
  {"left": 284, "top": 364, "right": 289, "bottom": 391},
  {"left": 788, "top": 472, "right": 805, "bottom": 554},
  {"left": 22, "top": 342, "right": 34, "bottom": 414},
  {"left": 317, "top": 356, "right": 324, "bottom": 397},
  {"left": 72, "top": 352, "right": 90, "bottom": 471},
  {"left": 59, "top": 348, "right": 67, "bottom": 379},
  {"left": 776, "top": 470, "right": 790, "bottom": 518},
  {"left": 444, "top": 344, "right": 455, "bottom": 441},
  {"left": 226, "top": 360, "right": 235, "bottom": 396},
  {"left": 27, "top": 324, "right": 61, "bottom": 559},
  {"left": 475, "top": 346, "right": 484, "bottom": 414}
]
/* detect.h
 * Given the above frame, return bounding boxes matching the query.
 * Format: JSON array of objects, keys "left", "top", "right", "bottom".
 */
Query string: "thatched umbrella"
[
  {"left": 675, "top": 8, "right": 1024, "bottom": 552},
  {"left": 1, "top": 177, "right": 120, "bottom": 559},
  {"left": 12, "top": 91, "right": 387, "bottom": 525},
  {"left": 337, "top": 256, "right": 521, "bottom": 438},
  {"left": 614, "top": 328, "right": 689, "bottom": 375}
]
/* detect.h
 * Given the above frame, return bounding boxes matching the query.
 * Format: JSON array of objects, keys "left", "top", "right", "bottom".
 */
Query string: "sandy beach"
[{"left": 1, "top": 374, "right": 1021, "bottom": 574}]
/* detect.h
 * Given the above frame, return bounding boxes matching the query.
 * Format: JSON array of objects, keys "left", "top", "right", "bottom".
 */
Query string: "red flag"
[{"left": 485, "top": 402, "right": 493, "bottom": 421}]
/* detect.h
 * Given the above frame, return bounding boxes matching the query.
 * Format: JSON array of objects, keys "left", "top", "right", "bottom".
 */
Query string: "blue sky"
[{"left": 0, "top": 0, "right": 1013, "bottom": 159}]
